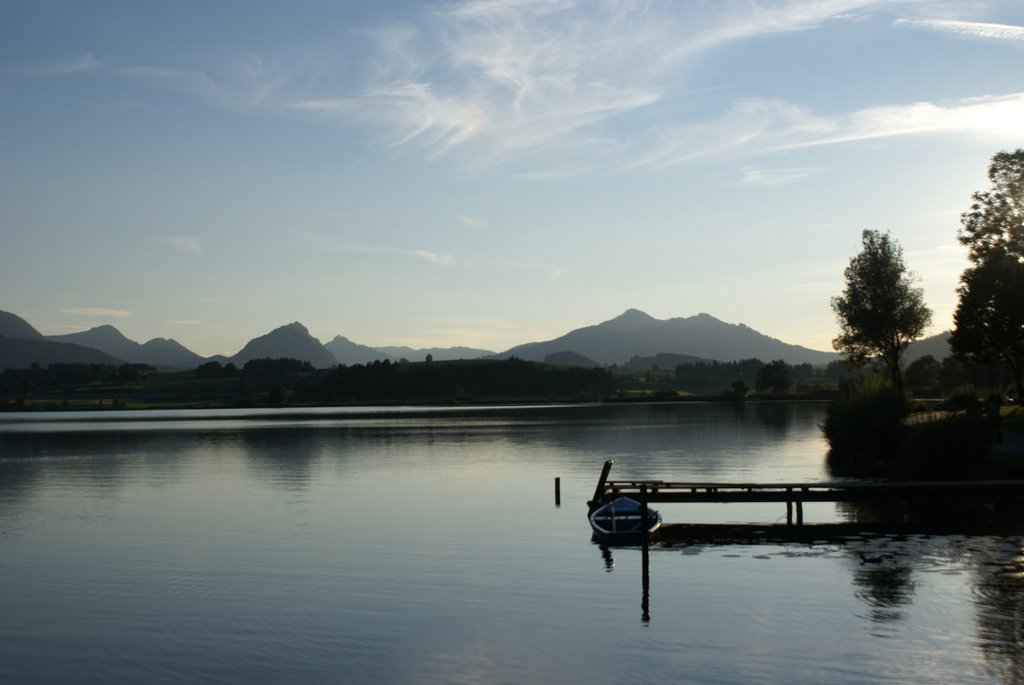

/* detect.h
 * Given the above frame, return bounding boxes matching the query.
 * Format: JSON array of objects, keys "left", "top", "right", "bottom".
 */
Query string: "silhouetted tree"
[
  {"left": 195, "top": 361, "right": 224, "bottom": 379},
  {"left": 267, "top": 385, "right": 287, "bottom": 405},
  {"left": 905, "top": 355, "right": 940, "bottom": 396},
  {"left": 958, "top": 149, "right": 1024, "bottom": 263},
  {"left": 831, "top": 230, "right": 932, "bottom": 395},
  {"left": 952, "top": 150, "right": 1024, "bottom": 401},
  {"left": 242, "top": 357, "right": 313, "bottom": 377},
  {"left": 755, "top": 359, "right": 791, "bottom": 393},
  {"left": 951, "top": 251, "right": 1024, "bottom": 400},
  {"left": 939, "top": 356, "right": 969, "bottom": 394}
]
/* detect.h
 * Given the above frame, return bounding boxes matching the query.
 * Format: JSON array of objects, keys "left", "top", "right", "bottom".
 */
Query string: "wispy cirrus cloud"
[
  {"left": 23, "top": 2, "right": 1023, "bottom": 176},
  {"left": 813, "top": 92, "right": 1024, "bottom": 145},
  {"left": 115, "top": 51, "right": 299, "bottom": 108},
  {"left": 5, "top": 53, "right": 100, "bottom": 76},
  {"left": 287, "top": 0, "right": 882, "bottom": 171},
  {"left": 537, "top": 264, "right": 573, "bottom": 280},
  {"left": 305, "top": 233, "right": 453, "bottom": 266},
  {"left": 60, "top": 308, "right": 133, "bottom": 318},
  {"left": 165, "top": 235, "right": 203, "bottom": 256},
  {"left": 634, "top": 91, "right": 1024, "bottom": 168},
  {"left": 894, "top": 18, "right": 1024, "bottom": 42},
  {"left": 740, "top": 166, "right": 826, "bottom": 186},
  {"left": 116, "top": 65, "right": 219, "bottom": 100},
  {"left": 511, "top": 261, "right": 573, "bottom": 280}
]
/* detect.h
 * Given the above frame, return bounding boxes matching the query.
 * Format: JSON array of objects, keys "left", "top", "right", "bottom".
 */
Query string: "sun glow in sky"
[{"left": 2, "top": 1, "right": 1023, "bottom": 357}]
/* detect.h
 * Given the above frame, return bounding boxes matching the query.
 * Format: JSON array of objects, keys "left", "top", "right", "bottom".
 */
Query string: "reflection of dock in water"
[
  {"left": 588, "top": 459, "right": 1024, "bottom": 527},
  {"left": 655, "top": 521, "right": 1024, "bottom": 544},
  {"left": 587, "top": 460, "right": 1024, "bottom": 624}
]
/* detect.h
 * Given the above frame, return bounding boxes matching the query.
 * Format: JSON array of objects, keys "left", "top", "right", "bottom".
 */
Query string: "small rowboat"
[{"left": 588, "top": 496, "right": 661, "bottom": 544}]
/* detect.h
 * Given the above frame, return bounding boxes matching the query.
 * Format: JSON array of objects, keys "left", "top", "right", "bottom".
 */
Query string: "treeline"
[
  {"left": 194, "top": 358, "right": 313, "bottom": 379},
  {"left": 301, "top": 358, "right": 615, "bottom": 402},
  {"left": 662, "top": 355, "right": 996, "bottom": 397},
  {"left": 646, "top": 358, "right": 825, "bottom": 395},
  {"left": 3, "top": 354, "right": 1003, "bottom": 409},
  {"left": 672, "top": 359, "right": 813, "bottom": 393},
  {"left": 0, "top": 362, "right": 156, "bottom": 393}
]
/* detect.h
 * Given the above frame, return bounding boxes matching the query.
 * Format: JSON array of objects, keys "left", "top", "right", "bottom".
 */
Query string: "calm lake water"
[{"left": 2, "top": 402, "right": 1023, "bottom": 684}]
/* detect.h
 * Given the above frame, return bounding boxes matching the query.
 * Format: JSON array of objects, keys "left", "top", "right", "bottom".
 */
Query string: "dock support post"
[
  {"left": 786, "top": 489, "right": 793, "bottom": 526},
  {"left": 641, "top": 484, "right": 650, "bottom": 623},
  {"left": 588, "top": 460, "right": 614, "bottom": 513},
  {"left": 554, "top": 477, "right": 561, "bottom": 507},
  {"left": 640, "top": 484, "right": 649, "bottom": 534}
]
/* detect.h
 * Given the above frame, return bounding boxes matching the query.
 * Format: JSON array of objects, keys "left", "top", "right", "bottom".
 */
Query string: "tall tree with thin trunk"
[
  {"left": 831, "top": 230, "right": 932, "bottom": 395},
  {"left": 952, "top": 149, "right": 1024, "bottom": 400}
]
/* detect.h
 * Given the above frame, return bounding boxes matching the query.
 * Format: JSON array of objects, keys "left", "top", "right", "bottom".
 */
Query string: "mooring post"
[
  {"left": 588, "top": 460, "right": 614, "bottom": 513},
  {"left": 554, "top": 477, "right": 561, "bottom": 507}
]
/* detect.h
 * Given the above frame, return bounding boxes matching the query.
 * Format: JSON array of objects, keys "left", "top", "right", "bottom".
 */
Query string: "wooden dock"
[{"left": 588, "top": 460, "right": 1024, "bottom": 527}]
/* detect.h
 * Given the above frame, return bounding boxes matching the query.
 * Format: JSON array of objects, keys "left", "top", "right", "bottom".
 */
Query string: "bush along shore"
[{"left": 822, "top": 376, "right": 1024, "bottom": 480}]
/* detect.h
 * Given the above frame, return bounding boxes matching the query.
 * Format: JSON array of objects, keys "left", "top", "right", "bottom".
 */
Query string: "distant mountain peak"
[
  {"left": 615, "top": 308, "right": 655, "bottom": 322},
  {"left": 232, "top": 321, "right": 336, "bottom": 368},
  {"left": 603, "top": 308, "right": 658, "bottom": 330},
  {"left": 283, "top": 322, "right": 311, "bottom": 334}
]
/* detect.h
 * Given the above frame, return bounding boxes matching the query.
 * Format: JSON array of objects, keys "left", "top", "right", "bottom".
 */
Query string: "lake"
[{"left": 1, "top": 402, "right": 1022, "bottom": 684}]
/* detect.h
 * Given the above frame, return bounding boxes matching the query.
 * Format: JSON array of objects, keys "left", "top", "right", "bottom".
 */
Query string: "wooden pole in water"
[
  {"left": 640, "top": 484, "right": 649, "bottom": 532},
  {"left": 641, "top": 484, "right": 651, "bottom": 623},
  {"left": 554, "top": 477, "right": 561, "bottom": 507},
  {"left": 589, "top": 460, "right": 614, "bottom": 513}
]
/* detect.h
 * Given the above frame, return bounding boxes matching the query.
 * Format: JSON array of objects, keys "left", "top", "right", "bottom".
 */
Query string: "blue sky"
[{"left": 2, "top": 1, "right": 1023, "bottom": 357}]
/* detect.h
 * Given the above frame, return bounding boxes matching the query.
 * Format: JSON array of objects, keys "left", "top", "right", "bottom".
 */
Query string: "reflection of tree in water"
[
  {"left": 969, "top": 538, "right": 1024, "bottom": 685},
  {"left": 838, "top": 525, "right": 1024, "bottom": 682},
  {"left": 510, "top": 401, "right": 823, "bottom": 481},
  {"left": 0, "top": 430, "right": 200, "bottom": 502},
  {"left": 240, "top": 427, "right": 325, "bottom": 488},
  {"left": 748, "top": 401, "right": 796, "bottom": 437},
  {"left": 852, "top": 562, "right": 916, "bottom": 625},
  {"left": 837, "top": 497, "right": 1016, "bottom": 528},
  {"left": 0, "top": 433, "right": 43, "bottom": 506}
]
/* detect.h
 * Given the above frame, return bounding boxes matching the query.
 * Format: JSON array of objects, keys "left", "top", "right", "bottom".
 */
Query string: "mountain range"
[
  {"left": 0, "top": 307, "right": 951, "bottom": 372},
  {"left": 500, "top": 309, "right": 839, "bottom": 366}
]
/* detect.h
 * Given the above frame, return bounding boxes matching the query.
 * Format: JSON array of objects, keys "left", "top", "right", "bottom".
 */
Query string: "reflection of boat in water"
[{"left": 589, "top": 496, "right": 661, "bottom": 544}]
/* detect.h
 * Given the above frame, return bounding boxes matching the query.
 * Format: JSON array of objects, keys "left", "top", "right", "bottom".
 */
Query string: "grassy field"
[
  {"left": 3, "top": 370, "right": 296, "bottom": 411},
  {"left": 1002, "top": 405, "right": 1024, "bottom": 431}
]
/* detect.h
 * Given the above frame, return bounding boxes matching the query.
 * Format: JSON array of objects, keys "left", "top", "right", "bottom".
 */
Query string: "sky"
[{"left": 2, "top": 0, "right": 1023, "bottom": 358}]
